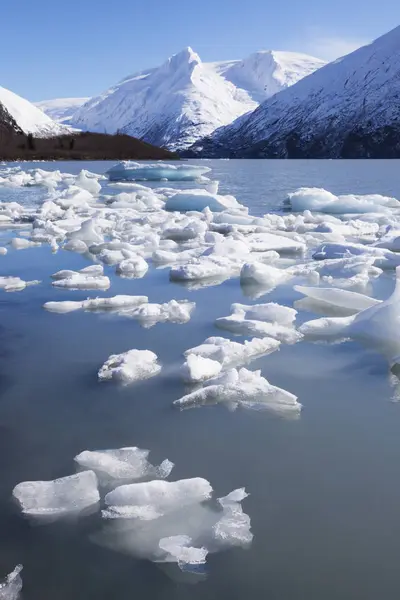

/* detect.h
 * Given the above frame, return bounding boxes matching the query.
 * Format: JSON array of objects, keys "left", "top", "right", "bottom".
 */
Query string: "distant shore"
[{"left": 0, "top": 131, "right": 179, "bottom": 161}]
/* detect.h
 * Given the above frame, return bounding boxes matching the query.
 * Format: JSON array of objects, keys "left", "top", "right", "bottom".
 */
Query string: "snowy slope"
[
  {"left": 71, "top": 47, "right": 324, "bottom": 150},
  {"left": 214, "top": 51, "right": 325, "bottom": 103},
  {"left": 200, "top": 26, "right": 400, "bottom": 158},
  {"left": 0, "top": 86, "right": 68, "bottom": 137},
  {"left": 35, "top": 97, "right": 89, "bottom": 124}
]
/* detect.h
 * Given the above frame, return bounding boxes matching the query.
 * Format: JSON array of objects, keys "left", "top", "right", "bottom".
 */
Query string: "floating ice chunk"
[
  {"left": 75, "top": 170, "right": 102, "bottom": 195},
  {"left": 0, "top": 247, "right": 7, "bottom": 255},
  {"left": 12, "top": 471, "right": 99, "bottom": 521},
  {"left": 174, "top": 368, "right": 301, "bottom": 416},
  {"left": 99, "top": 249, "right": 125, "bottom": 265},
  {"left": 44, "top": 295, "right": 149, "bottom": 314},
  {"left": 116, "top": 257, "right": 148, "bottom": 278},
  {"left": 202, "top": 238, "right": 250, "bottom": 258},
  {"left": 231, "top": 302, "right": 297, "bottom": 325},
  {"left": 75, "top": 447, "right": 174, "bottom": 486},
  {"left": 215, "top": 313, "right": 302, "bottom": 344},
  {"left": 299, "top": 267, "right": 400, "bottom": 364},
  {"left": 312, "top": 242, "right": 383, "bottom": 261},
  {"left": 163, "top": 221, "right": 207, "bottom": 242},
  {"left": 51, "top": 266, "right": 102, "bottom": 280},
  {"left": 185, "top": 336, "right": 280, "bottom": 370},
  {"left": 159, "top": 536, "right": 208, "bottom": 566},
  {"left": 95, "top": 479, "right": 252, "bottom": 571},
  {"left": 213, "top": 489, "right": 253, "bottom": 546},
  {"left": 103, "top": 478, "right": 213, "bottom": 520},
  {"left": 170, "top": 255, "right": 242, "bottom": 283},
  {"left": 0, "top": 565, "right": 23, "bottom": 600},
  {"left": 51, "top": 266, "right": 110, "bottom": 290},
  {"left": 107, "top": 162, "right": 211, "bottom": 182},
  {"left": 245, "top": 232, "right": 306, "bottom": 254},
  {"left": 240, "top": 262, "right": 292, "bottom": 290},
  {"left": 43, "top": 300, "right": 84, "bottom": 313},
  {"left": 121, "top": 300, "right": 196, "bottom": 327},
  {"left": 288, "top": 187, "right": 400, "bottom": 214},
  {"left": 98, "top": 349, "right": 161, "bottom": 384},
  {"left": 63, "top": 239, "right": 89, "bottom": 253},
  {"left": 10, "top": 238, "right": 41, "bottom": 250},
  {"left": 165, "top": 190, "right": 242, "bottom": 213},
  {"left": 67, "top": 218, "right": 103, "bottom": 246},
  {"left": 52, "top": 273, "right": 110, "bottom": 290},
  {"left": 181, "top": 354, "right": 222, "bottom": 383},
  {"left": 55, "top": 186, "right": 93, "bottom": 210},
  {"left": 0, "top": 277, "right": 40, "bottom": 292},
  {"left": 294, "top": 285, "right": 381, "bottom": 312}
]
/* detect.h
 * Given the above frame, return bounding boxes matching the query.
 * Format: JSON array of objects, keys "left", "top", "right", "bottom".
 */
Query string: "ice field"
[{"left": 1, "top": 159, "right": 400, "bottom": 599}]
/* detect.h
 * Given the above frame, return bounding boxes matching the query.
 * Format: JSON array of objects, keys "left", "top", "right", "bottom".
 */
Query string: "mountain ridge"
[
  {"left": 189, "top": 25, "right": 400, "bottom": 158},
  {"left": 65, "top": 46, "right": 324, "bottom": 150}
]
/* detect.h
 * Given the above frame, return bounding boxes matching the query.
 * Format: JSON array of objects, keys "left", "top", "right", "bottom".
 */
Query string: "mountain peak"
[
  {"left": 219, "top": 50, "right": 325, "bottom": 103},
  {"left": 167, "top": 47, "right": 202, "bottom": 69}
]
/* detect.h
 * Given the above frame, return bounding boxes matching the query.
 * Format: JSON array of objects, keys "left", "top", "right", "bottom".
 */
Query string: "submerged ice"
[{"left": 0, "top": 566, "right": 22, "bottom": 600}]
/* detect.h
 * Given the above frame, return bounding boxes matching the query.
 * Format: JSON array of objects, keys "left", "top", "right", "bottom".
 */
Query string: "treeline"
[{"left": 0, "top": 131, "right": 179, "bottom": 161}]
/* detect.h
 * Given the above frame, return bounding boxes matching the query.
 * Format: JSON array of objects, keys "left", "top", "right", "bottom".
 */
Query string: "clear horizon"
[{"left": 1, "top": 0, "right": 399, "bottom": 102}]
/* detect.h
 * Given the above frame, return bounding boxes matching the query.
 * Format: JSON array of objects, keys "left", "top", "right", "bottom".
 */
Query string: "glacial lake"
[{"left": 1, "top": 159, "right": 400, "bottom": 599}]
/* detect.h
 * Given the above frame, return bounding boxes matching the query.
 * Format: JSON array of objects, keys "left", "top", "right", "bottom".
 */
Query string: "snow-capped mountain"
[
  {"left": 35, "top": 97, "right": 89, "bottom": 124},
  {"left": 70, "top": 47, "right": 324, "bottom": 150},
  {"left": 195, "top": 26, "right": 400, "bottom": 158},
  {"left": 214, "top": 51, "right": 325, "bottom": 103},
  {"left": 0, "top": 85, "right": 69, "bottom": 137}
]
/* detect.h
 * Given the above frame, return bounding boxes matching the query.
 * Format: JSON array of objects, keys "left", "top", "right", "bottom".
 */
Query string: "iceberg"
[
  {"left": 12, "top": 471, "right": 100, "bottom": 521},
  {"left": 107, "top": 162, "right": 211, "bottom": 182},
  {"left": 174, "top": 367, "right": 301, "bottom": 416},
  {"left": 98, "top": 349, "right": 161, "bottom": 384},
  {"left": 165, "top": 189, "right": 243, "bottom": 213},
  {"left": 75, "top": 446, "right": 174, "bottom": 486},
  {"left": 0, "top": 565, "right": 23, "bottom": 600}
]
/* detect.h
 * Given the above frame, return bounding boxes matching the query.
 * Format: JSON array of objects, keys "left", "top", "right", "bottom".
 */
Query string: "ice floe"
[
  {"left": 185, "top": 336, "right": 280, "bottom": 372},
  {"left": 174, "top": 368, "right": 301, "bottom": 416},
  {"left": 288, "top": 187, "right": 400, "bottom": 214},
  {"left": 107, "top": 162, "right": 211, "bottom": 182},
  {"left": 181, "top": 354, "right": 223, "bottom": 383},
  {"left": 51, "top": 265, "right": 110, "bottom": 290},
  {"left": 0, "top": 565, "right": 23, "bottom": 600},
  {"left": 44, "top": 294, "right": 148, "bottom": 314},
  {"left": 299, "top": 267, "right": 400, "bottom": 365},
  {"left": 98, "top": 349, "right": 161, "bottom": 384},
  {"left": 12, "top": 471, "right": 100, "bottom": 521},
  {"left": 165, "top": 189, "right": 243, "bottom": 213},
  {"left": 96, "top": 477, "right": 252, "bottom": 570},
  {"left": 75, "top": 447, "right": 174, "bottom": 487},
  {"left": 0, "top": 276, "right": 40, "bottom": 292}
]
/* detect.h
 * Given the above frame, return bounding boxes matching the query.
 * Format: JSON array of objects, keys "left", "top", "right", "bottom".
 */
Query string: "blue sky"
[{"left": 2, "top": 0, "right": 399, "bottom": 101}]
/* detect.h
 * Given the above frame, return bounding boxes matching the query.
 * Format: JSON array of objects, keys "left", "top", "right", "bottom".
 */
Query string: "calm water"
[{"left": 1, "top": 160, "right": 400, "bottom": 599}]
